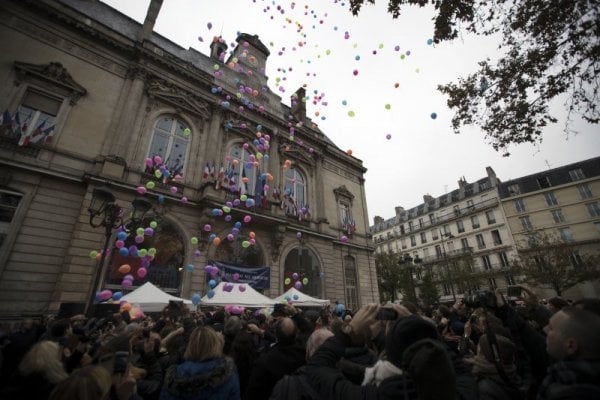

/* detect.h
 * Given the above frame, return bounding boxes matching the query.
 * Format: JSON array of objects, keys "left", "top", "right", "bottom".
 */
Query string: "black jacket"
[{"left": 243, "top": 342, "right": 306, "bottom": 400}]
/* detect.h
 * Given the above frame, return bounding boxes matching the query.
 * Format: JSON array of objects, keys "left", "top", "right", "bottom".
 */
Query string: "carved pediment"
[
  {"left": 14, "top": 61, "right": 87, "bottom": 104},
  {"left": 278, "top": 144, "right": 315, "bottom": 167},
  {"left": 147, "top": 79, "right": 211, "bottom": 119},
  {"left": 334, "top": 185, "right": 355, "bottom": 201}
]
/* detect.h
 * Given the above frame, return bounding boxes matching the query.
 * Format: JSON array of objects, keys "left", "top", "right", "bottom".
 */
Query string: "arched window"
[
  {"left": 344, "top": 255, "right": 358, "bottom": 311},
  {"left": 282, "top": 168, "right": 306, "bottom": 217},
  {"left": 228, "top": 144, "right": 258, "bottom": 196},
  {"left": 284, "top": 247, "right": 322, "bottom": 297},
  {"left": 147, "top": 115, "right": 190, "bottom": 177}
]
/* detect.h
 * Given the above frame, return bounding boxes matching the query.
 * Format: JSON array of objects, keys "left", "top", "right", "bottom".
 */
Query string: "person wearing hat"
[{"left": 304, "top": 303, "right": 460, "bottom": 400}]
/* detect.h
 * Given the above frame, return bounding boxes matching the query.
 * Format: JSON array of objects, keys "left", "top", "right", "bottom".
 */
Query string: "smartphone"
[
  {"left": 507, "top": 285, "right": 522, "bottom": 299},
  {"left": 113, "top": 351, "right": 129, "bottom": 375},
  {"left": 376, "top": 308, "right": 398, "bottom": 320}
]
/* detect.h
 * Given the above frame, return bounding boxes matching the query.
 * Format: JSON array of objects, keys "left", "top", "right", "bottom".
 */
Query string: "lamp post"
[
  {"left": 87, "top": 186, "right": 152, "bottom": 315},
  {"left": 399, "top": 253, "right": 421, "bottom": 302},
  {"left": 439, "top": 230, "right": 456, "bottom": 302}
]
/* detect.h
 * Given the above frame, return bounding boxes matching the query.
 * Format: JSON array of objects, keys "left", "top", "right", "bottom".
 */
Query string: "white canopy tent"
[
  {"left": 273, "top": 287, "right": 330, "bottom": 307},
  {"left": 120, "top": 282, "right": 193, "bottom": 312},
  {"left": 200, "top": 282, "right": 277, "bottom": 308}
]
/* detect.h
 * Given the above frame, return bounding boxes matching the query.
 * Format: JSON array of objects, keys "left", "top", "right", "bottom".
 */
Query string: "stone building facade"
[
  {"left": 371, "top": 167, "right": 518, "bottom": 303},
  {"left": 0, "top": 0, "right": 377, "bottom": 317}
]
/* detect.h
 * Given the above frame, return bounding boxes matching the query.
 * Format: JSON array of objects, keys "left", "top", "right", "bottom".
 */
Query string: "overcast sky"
[{"left": 101, "top": 0, "right": 599, "bottom": 223}]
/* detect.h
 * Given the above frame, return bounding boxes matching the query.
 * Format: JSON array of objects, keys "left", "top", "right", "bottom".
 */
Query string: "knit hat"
[
  {"left": 385, "top": 315, "right": 439, "bottom": 368},
  {"left": 478, "top": 334, "right": 516, "bottom": 366}
]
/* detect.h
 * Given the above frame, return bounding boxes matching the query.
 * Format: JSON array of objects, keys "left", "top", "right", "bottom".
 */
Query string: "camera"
[
  {"left": 464, "top": 290, "right": 496, "bottom": 309},
  {"left": 376, "top": 308, "right": 398, "bottom": 320}
]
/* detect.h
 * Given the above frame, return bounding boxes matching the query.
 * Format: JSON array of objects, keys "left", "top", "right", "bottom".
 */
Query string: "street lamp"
[
  {"left": 439, "top": 230, "right": 456, "bottom": 301},
  {"left": 87, "top": 186, "right": 152, "bottom": 315},
  {"left": 399, "top": 253, "right": 421, "bottom": 302}
]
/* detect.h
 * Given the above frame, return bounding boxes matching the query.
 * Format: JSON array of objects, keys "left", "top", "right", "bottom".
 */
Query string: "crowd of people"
[{"left": 0, "top": 285, "right": 599, "bottom": 400}]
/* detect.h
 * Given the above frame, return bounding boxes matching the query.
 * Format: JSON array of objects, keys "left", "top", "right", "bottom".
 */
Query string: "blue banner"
[{"left": 210, "top": 260, "right": 270, "bottom": 289}]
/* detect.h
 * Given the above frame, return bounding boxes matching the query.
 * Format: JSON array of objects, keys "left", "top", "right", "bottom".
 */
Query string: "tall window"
[
  {"left": 578, "top": 184, "right": 593, "bottom": 199},
  {"left": 460, "top": 237, "right": 469, "bottom": 250},
  {"left": 520, "top": 216, "right": 533, "bottom": 231},
  {"left": 0, "top": 191, "right": 22, "bottom": 247},
  {"left": 435, "top": 245, "right": 442, "bottom": 257},
  {"left": 228, "top": 143, "right": 257, "bottom": 196},
  {"left": 485, "top": 210, "right": 496, "bottom": 224},
  {"left": 482, "top": 255, "right": 492, "bottom": 270},
  {"left": 344, "top": 256, "right": 358, "bottom": 311},
  {"left": 420, "top": 232, "right": 427, "bottom": 244},
  {"left": 551, "top": 209, "right": 565, "bottom": 224},
  {"left": 456, "top": 220, "right": 465, "bottom": 233},
  {"left": 537, "top": 176, "right": 551, "bottom": 189},
  {"left": 491, "top": 229, "right": 502, "bottom": 245},
  {"left": 569, "top": 168, "right": 585, "bottom": 181},
  {"left": 14, "top": 89, "right": 60, "bottom": 145},
  {"left": 471, "top": 215, "right": 480, "bottom": 229},
  {"left": 410, "top": 235, "right": 416, "bottom": 246},
  {"left": 431, "top": 230, "right": 439, "bottom": 240},
  {"left": 559, "top": 227, "right": 573, "bottom": 242},
  {"left": 514, "top": 198, "right": 526, "bottom": 213},
  {"left": 443, "top": 224, "right": 450, "bottom": 235},
  {"left": 284, "top": 167, "right": 306, "bottom": 215},
  {"left": 544, "top": 192, "right": 558, "bottom": 206},
  {"left": 476, "top": 234, "right": 486, "bottom": 249},
  {"left": 148, "top": 116, "right": 190, "bottom": 177},
  {"left": 586, "top": 202, "right": 600, "bottom": 218},
  {"left": 507, "top": 184, "right": 520, "bottom": 196},
  {"left": 498, "top": 252, "right": 510, "bottom": 268}
]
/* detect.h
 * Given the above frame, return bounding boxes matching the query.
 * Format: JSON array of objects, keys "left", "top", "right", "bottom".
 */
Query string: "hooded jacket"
[{"left": 160, "top": 357, "right": 240, "bottom": 400}]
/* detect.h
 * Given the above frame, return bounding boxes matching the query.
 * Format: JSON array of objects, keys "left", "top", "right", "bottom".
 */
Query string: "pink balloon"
[
  {"left": 153, "top": 155, "right": 162, "bottom": 165},
  {"left": 239, "top": 285, "right": 246, "bottom": 292},
  {"left": 136, "top": 186, "right": 147, "bottom": 195},
  {"left": 243, "top": 215, "right": 252, "bottom": 223},
  {"left": 137, "top": 267, "right": 147, "bottom": 278}
]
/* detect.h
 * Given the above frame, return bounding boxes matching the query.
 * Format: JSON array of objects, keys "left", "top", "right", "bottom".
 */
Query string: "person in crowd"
[
  {"left": 49, "top": 364, "right": 112, "bottom": 400},
  {"left": 537, "top": 307, "right": 600, "bottom": 399},
  {"left": 0, "top": 340, "right": 69, "bottom": 399},
  {"left": 304, "top": 303, "right": 459, "bottom": 400},
  {"left": 467, "top": 333, "right": 523, "bottom": 399},
  {"left": 269, "top": 327, "right": 334, "bottom": 400},
  {"left": 547, "top": 298, "right": 569, "bottom": 315},
  {"left": 160, "top": 325, "right": 240, "bottom": 400},
  {"left": 243, "top": 316, "right": 307, "bottom": 400}
]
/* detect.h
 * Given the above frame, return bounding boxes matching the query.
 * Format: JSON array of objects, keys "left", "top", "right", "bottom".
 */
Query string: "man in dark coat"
[{"left": 243, "top": 317, "right": 307, "bottom": 400}]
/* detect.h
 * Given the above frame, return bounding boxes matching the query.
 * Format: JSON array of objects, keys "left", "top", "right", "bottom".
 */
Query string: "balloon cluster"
[
  {"left": 94, "top": 289, "right": 144, "bottom": 320},
  {"left": 284, "top": 271, "right": 309, "bottom": 291},
  {"left": 142, "top": 155, "right": 187, "bottom": 203}
]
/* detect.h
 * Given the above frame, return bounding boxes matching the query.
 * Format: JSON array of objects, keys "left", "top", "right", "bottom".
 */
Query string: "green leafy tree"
[
  {"left": 418, "top": 272, "right": 440, "bottom": 306},
  {"left": 375, "top": 252, "right": 403, "bottom": 302},
  {"left": 349, "top": 0, "right": 599, "bottom": 154},
  {"left": 512, "top": 231, "right": 600, "bottom": 296}
]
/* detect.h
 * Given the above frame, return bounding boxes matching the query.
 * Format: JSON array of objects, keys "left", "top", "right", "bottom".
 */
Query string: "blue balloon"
[
  {"left": 335, "top": 303, "right": 346, "bottom": 317},
  {"left": 117, "top": 231, "right": 128, "bottom": 241},
  {"left": 192, "top": 293, "right": 201, "bottom": 305},
  {"left": 119, "top": 247, "right": 129, "bottom": 257},
  {"left": 186, "top": 263, "right": 195, "bottom": 272},
  {"left": 112, "top": 291, "right": 123, "bottom": 301},
  {"left": 207, "top": 289, "right": 215, "bottom": 299},
  {"left": 208, "top": 279, "right": 217, "bottom": 288},
  {"left": 234, "top": 221, "right": 242, "bottom": 229},
  {"left": 158, "top": 195, "right": 165, "bottom": 204}
]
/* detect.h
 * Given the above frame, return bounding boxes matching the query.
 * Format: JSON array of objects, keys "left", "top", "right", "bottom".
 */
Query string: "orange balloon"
[
  {"left": 121, "top": 303, "right": 132, "bottom": 311},
  {"left": 118, "top": 264, "right": 131, "bottom": 274},
  {"left": 249, "top": 231, "right": 256, "bottom": 239},
  {"left": 347, "top": 149, "right": 353, "bottom": 156},
  {"left": 213, "top": 237, "right": 221, "bottom": 246}
]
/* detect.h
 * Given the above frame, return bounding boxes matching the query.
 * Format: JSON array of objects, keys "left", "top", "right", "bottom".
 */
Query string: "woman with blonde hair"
[
  {"left": 0, "top": 340, "right": 68, "bottom": 399},
  {"left": 49, "top": 365, "right": 112, "bottom": 400},
  {"left": 160, "top": 326, "right": 240, "bottom": 400}
]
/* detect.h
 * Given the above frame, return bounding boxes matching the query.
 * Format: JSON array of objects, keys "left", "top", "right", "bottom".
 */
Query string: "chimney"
[
  {"left": 374, "top": 216, "right": 384, "bottom": 225},
  {"left": 210, "top": 36, "right": 228, "bottom": 61},
  {"left": 423, "top": 194, "right": 433, "bottom": 203},
  {"left": 395, "top": 206, "right": 405, "bottom": 216},
  {"left": 291, "top": 87, "right": 306, "bottom": 122},
  {"left": 138, "top": 0, "right": 163, "bottom": 42},
  {"left": 458, "top": 176, "right": 468, "bottom": 189},
  {"left": 486, "top": 166, "right": 498, "bottom": 186}
]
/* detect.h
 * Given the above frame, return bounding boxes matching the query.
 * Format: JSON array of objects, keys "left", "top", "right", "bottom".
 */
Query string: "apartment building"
[{"left": 372, "top": 167, "right": 518, "bottom": 302}]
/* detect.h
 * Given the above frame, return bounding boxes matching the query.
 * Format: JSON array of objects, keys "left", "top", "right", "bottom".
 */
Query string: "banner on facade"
[{"left": 209, "top": 260, "right": 270, "bottom": 289}]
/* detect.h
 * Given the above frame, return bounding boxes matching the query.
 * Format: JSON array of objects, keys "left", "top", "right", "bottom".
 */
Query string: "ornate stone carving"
[
  {"left": 14, "top": 61, "right": 87, "bottom": 104},
  {"left": 271, "top": 224, "right": 286, "bottom": 262},
  {"left": 146, "top": 78, "right": 211, "bottom": 119}
]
